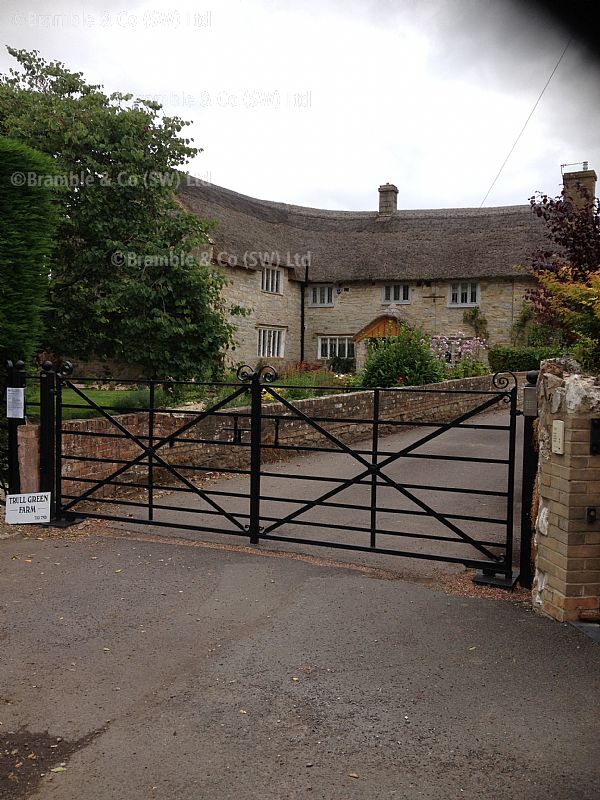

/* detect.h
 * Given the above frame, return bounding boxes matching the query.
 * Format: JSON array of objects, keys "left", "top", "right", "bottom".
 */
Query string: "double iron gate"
[{"left": 3, "top": 361, "right": 532, "bottom": 585}]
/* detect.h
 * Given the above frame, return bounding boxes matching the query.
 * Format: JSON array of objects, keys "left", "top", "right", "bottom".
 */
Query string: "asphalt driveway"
[{"left": 1, "top": 526, "right": 599, "bottom": 800}]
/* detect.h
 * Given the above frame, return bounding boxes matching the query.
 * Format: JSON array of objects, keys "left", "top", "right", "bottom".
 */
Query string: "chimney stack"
[
  {"left": 378, "top": 183, "right": 398, "bottom": 215},
  {"left": 562, "top": 163, "right": 597, "bottom": 208}
]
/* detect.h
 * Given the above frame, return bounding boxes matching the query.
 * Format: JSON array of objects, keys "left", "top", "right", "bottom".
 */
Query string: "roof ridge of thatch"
[{"left": 181, "top": 174, "right": 530, "bottom": 219}]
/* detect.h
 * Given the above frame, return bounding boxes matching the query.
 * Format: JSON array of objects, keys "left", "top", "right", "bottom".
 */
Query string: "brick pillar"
[
  {"left": 17, "top": 424, "right": 40, "bottom": 494},
  {"left": 533, "top": 361, "right": 600, "bottom": 622}
]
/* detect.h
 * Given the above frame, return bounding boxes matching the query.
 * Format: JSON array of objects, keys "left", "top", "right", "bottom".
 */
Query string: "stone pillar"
[
  {"left": 533, "top": 361, "right": 600, "bottom": 622},
  {"left": 355, "top": 340, "right": 368, "bottom": 371}
]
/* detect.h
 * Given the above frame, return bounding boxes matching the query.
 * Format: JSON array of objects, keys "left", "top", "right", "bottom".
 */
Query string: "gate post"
[
  {"left": 6, "top": 359, "right": 27, "bottom": 495},
  {"left": 519, "top": 370, "right": 540, "bottom": 589},
  {"left": 248, "top": 370, "right": 262, "bottom": 545},
  {"left": 473, "top": 373, "right": 520, "bottom": 589},
  {"left": 39, "top": 361, "right": 57, "bottom": 520}
]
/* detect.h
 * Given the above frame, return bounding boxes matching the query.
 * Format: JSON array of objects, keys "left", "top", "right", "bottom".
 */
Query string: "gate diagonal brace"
[
  {"left": 263, "top": 388, "right": 507, "bottom": 562},
  {"left": 60, "top": 380, "right": 249, "bottom": 531}
]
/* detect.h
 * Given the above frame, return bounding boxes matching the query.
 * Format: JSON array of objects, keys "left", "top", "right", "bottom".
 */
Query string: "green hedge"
[{"left": 488, "top": 346, "right": 565, "bottom": 373}]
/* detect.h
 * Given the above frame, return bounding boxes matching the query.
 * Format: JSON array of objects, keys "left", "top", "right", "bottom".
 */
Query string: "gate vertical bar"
[
  {"left": 54, "top": 372, "right": 63, "bottom": 520},
  {"left": 148, "top": 381, "right": 155, "bottom": 521},
  {"left": 248, "top": 372, "right": 262, "bottom": 544},
  {"left": 370, "top": 388, "right": 380, "bottom": 548},
  {"left": 6, "top": 360, "right": 26, "bottom": 495},
  {"left": 520, "top": 370, "right": 540, "bottom": 588},
  {"left": 39, "top": 363, "right": 56, "bottom": 520},
  {"left": 504, "top": 382, "right": 518, "bottom": 580}
]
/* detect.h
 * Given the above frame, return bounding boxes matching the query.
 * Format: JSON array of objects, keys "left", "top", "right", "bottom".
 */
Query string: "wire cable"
[{"left": 479, "top": 37, "right": 572, "bottom": 207}]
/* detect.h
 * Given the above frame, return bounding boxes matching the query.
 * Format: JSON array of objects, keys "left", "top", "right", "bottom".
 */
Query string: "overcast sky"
[{"left": 1, "top": 0, "right": 598, "bottom": 210}]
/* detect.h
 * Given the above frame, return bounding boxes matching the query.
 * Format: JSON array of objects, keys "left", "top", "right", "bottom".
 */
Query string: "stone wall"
[
  {"left": 219, "top": 263, "right": 302, "bottom": 367},
  {"left": 305, "top": 278, "right": 530, "bottom": 364},
  {"left": 18, "top": 374, "right": 520, "bottom": 506},
  {"left": 216, "top": 264, "right": 531, "bottom": 369},
  {"left": 533, "top": 361, "right": 600, "bottom": 622}
]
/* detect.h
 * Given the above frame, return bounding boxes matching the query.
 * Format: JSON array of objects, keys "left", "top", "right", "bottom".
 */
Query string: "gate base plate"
[
  {"left": 472, "top": 569, "right": 520, "bottom": 590},
  {"left": 44, "top": 514, "right": 86, "bottom": 529}
]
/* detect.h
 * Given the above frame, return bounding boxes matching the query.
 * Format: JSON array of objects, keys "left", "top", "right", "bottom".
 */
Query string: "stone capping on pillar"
[{"left": 534, "top": 358, "right": 600, "bottom": 622}]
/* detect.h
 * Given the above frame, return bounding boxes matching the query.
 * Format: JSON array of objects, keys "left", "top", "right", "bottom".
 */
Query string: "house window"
[
  {"left": 382, "top": 283, "right": 410, "bottom": 304},
  {"left": 309, "top": 285, "right": 334, "bottom": 306},
  {"left": 318, "top": 336, "right": 355, "bottom": 360},
  {"left": 449, "top": 282, "right": 479, "bottom": 307},
  {"left": 261, "top": 267, "right": 282, "bottom": 294},
  {"left": 257, "top": 327, "right": 286, "bottom": 358}
]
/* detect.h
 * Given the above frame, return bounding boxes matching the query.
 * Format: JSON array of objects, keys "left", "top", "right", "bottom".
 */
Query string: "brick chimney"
[
  {"left": 378, "top": 183, "right": 398, "bottom": 215},
  {"left": 562, "top": 162, "right": 597, "bottom": 208}
]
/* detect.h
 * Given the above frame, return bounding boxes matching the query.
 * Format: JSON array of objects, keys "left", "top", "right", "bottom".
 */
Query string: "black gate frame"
[
  {"left": 1, "top": 359, "right": 27, "bottom": 502},
  {"left": 31, "top": 361, "right": 536, "bottom": 586}
]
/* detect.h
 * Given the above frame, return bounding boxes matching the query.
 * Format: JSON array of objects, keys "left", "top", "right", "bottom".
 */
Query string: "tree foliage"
[
  {"left": 536, "top": 267, "right": 600, "bottom": 371},
  {"left": 0, "top": 47, "right": 239, "bottom": 379},
  {"left": 527, "top": 183, "right": 600, "bottom": 370},
  {"left": 0, "top": 136, "right": 59, "bottom": 363}
]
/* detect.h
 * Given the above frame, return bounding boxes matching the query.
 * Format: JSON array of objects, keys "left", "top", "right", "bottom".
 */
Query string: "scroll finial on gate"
[
  {"left": 492, "top": 371, "right": 517, "bottom": 390},
  {"left": 257, "top": 365, "right": 277, "bottom": 383},
  {"left": 236, "top": 364, "right": 255, "bottom": 382},
  {"left": 58, "top": 360, "right": 74, "bottom": 377},
  {"left": 236, "top": 364, "right": 279, "bottom": 383}
]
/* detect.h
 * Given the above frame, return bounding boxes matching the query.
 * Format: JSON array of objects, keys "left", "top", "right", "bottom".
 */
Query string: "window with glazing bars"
[
  {"left": 257, "top": 327, "right": 285, "bottom": 358},
  {"left": 261, "top": 267, "right": 282, "bottom": 294},
  {"left": 318, "top": 336, "right": 355, "bottom": 359},
  {"left": 449, "top": 282, "right": 479, "bottom": 306},
  {"left": 310, "top": 285, "right": 334, "bottom": 306},
  {"left": 382, "top": 284, "right": 410, "bottom": 303}
]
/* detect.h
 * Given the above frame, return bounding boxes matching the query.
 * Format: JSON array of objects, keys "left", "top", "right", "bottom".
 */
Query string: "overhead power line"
[{"left": 479, "top": 37, "right": 572, "bottom": 208}]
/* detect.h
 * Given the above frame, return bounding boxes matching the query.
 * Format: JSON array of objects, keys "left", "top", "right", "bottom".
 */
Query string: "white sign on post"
[
  {"left": 6, "top": 387, "right": 25, "bottom": 419},
  {"left": 5, "top": 493, "right": 51, "bottom": 524}
]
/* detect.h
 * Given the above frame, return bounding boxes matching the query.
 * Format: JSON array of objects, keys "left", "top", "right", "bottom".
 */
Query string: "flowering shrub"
[
  {"left": 286, "top": 360, "right": 323, "bottom": 373},
  {"left": 261, "top": 387, "right": 286, "bottom": 403},
  {"left": 429, "top": 332, "right": 488, "bottom": 364}
]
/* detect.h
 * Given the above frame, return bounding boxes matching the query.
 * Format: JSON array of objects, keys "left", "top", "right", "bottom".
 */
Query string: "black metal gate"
[
  {"left": 35, "top": 362, "right": 523, "bottom": 583},
  {"left": 1, "top": 360, "right": 27, "bottom": 504}
]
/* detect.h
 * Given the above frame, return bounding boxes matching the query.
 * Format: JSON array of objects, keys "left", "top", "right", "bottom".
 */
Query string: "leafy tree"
[
  {"left": 0, "top": 47, "right": 240, "bottom": 379},
  {"left": 527, "top": 181, "right": 600, "bottom": 369},
  {"left": 360, "top": 326, "right": 445, "bottom": 388},
  {"left": 528, "top": 185, "right": 600, "bottom": 326},
  {"left": 0, "top": 136, "right": 59, "bottom": 363},
  {"left": 536, "top": 267, "right": 600, "bottom": 370}
]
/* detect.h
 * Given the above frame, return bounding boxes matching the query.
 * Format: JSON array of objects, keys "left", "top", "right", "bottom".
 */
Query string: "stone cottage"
[{"left": 178, "top": 165, "right": 596, "bottom": 369}]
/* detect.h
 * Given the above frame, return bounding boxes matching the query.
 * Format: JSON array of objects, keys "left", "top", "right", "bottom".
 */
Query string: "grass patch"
[{"left": 25, "top": 385, "right": 206, "bottom": 420}]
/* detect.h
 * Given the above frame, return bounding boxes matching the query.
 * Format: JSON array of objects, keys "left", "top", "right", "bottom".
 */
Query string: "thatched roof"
[{"left": 178, "top": 176, "right": 545, "bottom": 283}]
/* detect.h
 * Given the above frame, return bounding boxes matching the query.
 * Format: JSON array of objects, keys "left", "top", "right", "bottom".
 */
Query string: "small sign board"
[
  {"left": 522, "top": 385, "right": 538, "bottom": 417},
  {"left": 552, "top": 420, "right": 565, "bottom": 455},
  {"left": 5, "top": 493, "right": 51, "bottom": 524},
  {"left": 6, "top": 387, "right": 25, "bottom": 419}
]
